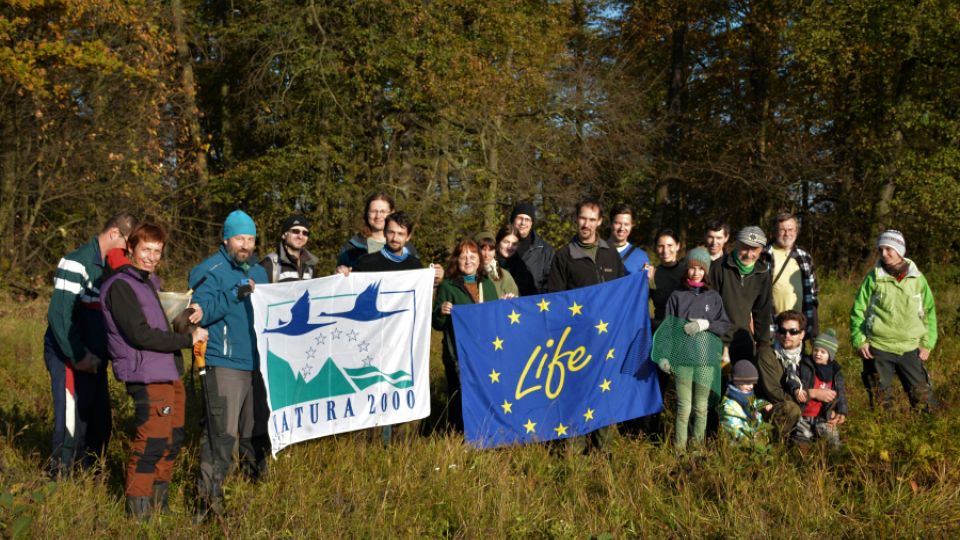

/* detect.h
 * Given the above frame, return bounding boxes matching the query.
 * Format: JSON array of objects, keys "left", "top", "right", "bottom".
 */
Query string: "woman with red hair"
[{"left": 432, "top": 238, "right": 498, "bottom": 432}]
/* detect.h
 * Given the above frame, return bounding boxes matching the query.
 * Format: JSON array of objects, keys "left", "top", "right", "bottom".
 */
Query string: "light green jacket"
[{"left": 849, "top": 259, "right": 937, "bottom": 355}]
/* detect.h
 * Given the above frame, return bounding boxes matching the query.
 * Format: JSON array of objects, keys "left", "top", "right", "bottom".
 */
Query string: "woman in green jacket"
[{"left": 433, "top": 238, "right": 498, "bottom": 432}]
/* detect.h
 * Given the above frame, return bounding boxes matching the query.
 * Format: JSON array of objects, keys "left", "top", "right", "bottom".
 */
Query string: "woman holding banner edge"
[{"left": 433, "top": 238, "right": 499, "bottom": 433}]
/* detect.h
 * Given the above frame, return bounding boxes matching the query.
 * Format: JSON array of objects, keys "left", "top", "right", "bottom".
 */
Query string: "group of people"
[{"left": 42, "top": 193, "right": 938, "bottom": 520}]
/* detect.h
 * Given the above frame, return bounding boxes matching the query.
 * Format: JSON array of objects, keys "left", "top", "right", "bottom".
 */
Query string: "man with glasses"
[
  {"left": 261, "top": 215, "right": 319, "bottom": 283},
  {"left": 44, "top": 212, "right": 138, "bottom": 477},
  {"left": 763, "top": 213, "right": 819, "bottom": 338},
  {"left": 509, "top": 202, "right": 555, "bottom": 296},
  {"left": 766, "top": 311, "right": 807, "bottom": 438}
]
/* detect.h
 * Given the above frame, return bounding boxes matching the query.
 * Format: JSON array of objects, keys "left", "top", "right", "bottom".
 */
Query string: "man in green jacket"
[
  {"left": 44, "top": 212, "right": 138, "bottom": 477},
  {"left": 850, "top": 230, "right": 938, "bottom": 409}
]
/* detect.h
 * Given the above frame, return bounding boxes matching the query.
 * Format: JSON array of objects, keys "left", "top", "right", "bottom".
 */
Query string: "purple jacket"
[{"left": 102, "top": 267, "right": 183, "bottom": 383}]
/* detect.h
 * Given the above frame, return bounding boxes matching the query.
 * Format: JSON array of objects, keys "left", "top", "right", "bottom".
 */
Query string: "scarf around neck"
[
  {"left": 380, "top": 246, "right": 409, "bottom": 263},
  {"left": 726, "top": 384, "right": 757, "bottom": 420},
  {"left": 733, "top": 251, "right": 755, "bottom": 275}
]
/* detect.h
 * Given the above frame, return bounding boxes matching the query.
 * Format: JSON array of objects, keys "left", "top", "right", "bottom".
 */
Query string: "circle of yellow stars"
[{"left": 486, "top": 298, "right": 619, "bottom": 439}]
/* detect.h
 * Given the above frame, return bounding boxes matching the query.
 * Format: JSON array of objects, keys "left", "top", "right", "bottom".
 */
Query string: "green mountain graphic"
[
  {"left": 343, "top": 366, "right": 414, "bottom": 390},
  {"left": 267, "top": 351, "right": 357, "bottom": 409}
]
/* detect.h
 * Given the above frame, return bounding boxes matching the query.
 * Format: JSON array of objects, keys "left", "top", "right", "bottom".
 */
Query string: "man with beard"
[
  {"left": 339, "top": 210, "right": 442, "bottom": 444},
  {"left": 546, "top": 198, "right": 625, "bottom": 452},
  {"left": 509, "top": 202, "right": 555, "bottom": 295},
  {"left": 547, "top": 198, "right": 625, "bottom": 293},
  {"left": 189, "top": 210, "right": 269, "bottom": 517},
  {"left": 763, "top": 213, "right": 819, "bottom": 338},
  {"left": 261, "top": 214, "right": 319, "bottom": 283}
]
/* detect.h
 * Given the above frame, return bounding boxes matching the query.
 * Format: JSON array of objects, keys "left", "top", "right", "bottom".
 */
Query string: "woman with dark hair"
[
  {"left": 475, "top": 231, "right": 519, "bottom": 299},
  {"left": 336, "top": 191, "right": 419, "bottom": 271},
  {"left": 432, "top": 238, "right": 498, "bottom": 432},
  {"left": 101, "top": 223, "right": 207, "bottom": 519},
  {"left": 650, "top": 228, "right": 686, "bottom": 329},
  {"left": 496, "top": 222, "right": 532, "bottom": 297}
]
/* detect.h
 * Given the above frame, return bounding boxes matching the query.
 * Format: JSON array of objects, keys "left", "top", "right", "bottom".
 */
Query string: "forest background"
[
  {"left": 3, "top": 0, "right": 960, "bottom": 284},
  {"left": 3, "top": 2, "right": 960, "bottom": 537}
]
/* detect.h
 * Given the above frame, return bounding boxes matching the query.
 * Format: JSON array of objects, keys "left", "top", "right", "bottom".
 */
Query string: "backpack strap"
[{"left": 268, "top": 252, "right": 280, "bottom": 283}]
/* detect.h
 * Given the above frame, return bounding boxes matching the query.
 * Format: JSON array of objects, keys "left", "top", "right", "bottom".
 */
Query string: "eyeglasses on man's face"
[
  {"left": 777, "top": 327, "right": 803, "bottom": 336},
  {"left": 288, "top": 228, "right": 310, "bottom": 237}
]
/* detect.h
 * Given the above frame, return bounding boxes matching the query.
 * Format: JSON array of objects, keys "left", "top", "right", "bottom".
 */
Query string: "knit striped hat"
[
  {"left": 813, "top": 329, "right": 840, "bottom": 360},
  {"left": 877, "top": 230, "right": 906, "bottom": 257}
]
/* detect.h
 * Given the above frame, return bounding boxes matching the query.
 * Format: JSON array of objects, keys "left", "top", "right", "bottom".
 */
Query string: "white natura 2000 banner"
[{"left": 251, "top": 269, "right": 434, "bottom": 455}]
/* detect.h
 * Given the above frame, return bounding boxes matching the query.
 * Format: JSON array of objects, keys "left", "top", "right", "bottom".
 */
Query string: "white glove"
[
  {"left": 657, "top": 358, "right": 671, "bottom": 374},
  {"left": 683, "top": 319, "right": 709, "bottom": 336}
]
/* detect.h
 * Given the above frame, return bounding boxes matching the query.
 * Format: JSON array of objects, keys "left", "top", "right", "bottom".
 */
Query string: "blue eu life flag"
[{"left": 451, "top": 272, "right": 661, "bottom": 448}]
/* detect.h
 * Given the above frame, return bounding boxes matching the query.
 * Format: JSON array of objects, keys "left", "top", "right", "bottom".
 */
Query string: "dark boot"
[
  {"left": 125, "top": 495, "right": 153, "bottom": 521},
  {"left": 152, "top": 482, "right": 172, "bottom": 515}
]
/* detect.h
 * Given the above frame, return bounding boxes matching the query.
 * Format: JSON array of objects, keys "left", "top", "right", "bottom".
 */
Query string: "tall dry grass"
[{"left": 2, "top": 273, "right": 959, "bottom": 538}]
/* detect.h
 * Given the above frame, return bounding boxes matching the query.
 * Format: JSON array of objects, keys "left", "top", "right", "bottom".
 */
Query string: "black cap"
[
  {"left": 281, "top": 214, "right": 310, "bottom": 235},
  {"left": 510, "top": 202, "right": 537, "bottom": 224}
]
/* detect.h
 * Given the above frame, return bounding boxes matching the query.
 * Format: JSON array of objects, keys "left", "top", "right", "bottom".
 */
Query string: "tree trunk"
[
  {"left": 171, "top": 0, "right": 208, "bottom": 188},
  {"left": 658, "top": 1, "right": 688, "bottom": 231}
]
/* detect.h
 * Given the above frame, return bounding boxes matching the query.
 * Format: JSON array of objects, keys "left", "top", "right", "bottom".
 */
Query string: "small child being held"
[
  {"left": 791, "top": 330, "right": 848, "bottom": 448},
  {"left": 720, "top": 360, "right": 773, "bottom": 442}
]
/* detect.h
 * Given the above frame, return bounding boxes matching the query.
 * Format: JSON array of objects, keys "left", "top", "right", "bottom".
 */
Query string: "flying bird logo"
[
  {"left": 264, "top": 291, "right": 336, "bottom": 336},
  {"left": 318, "top": 281, "right": 407, "bottom": 321}
]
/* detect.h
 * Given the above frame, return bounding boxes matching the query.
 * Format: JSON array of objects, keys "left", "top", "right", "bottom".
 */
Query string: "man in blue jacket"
[{"left": 189, "top": 210, "right": 269, "bottom": 517}]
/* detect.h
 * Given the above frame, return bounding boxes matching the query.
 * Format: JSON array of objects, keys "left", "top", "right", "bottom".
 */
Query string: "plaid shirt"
[{"left": 764, "top": 244, "right": 819, "bottom": 337}]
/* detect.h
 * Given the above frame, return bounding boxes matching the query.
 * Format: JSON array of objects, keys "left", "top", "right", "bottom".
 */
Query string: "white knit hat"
[{"left": 877, "top": 230, "right": 906, "bottom": 257}]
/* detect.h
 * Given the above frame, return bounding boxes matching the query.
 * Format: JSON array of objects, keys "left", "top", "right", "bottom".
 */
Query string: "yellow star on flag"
[
  {"left": 606, "top": 348, "right": 615, "bottom": 360},
  {"left": 599, "top": 379, "right": 612, "bottom": 392},
  {"left": 554, "top": 423, "right": 569, "bottom": 436},
  {"left": 501, "top": 400, "right": 513, "bottom": 414},
  {"left": 595, "top": 320, "right": 609, "bottom": 334},
  {"left": 492, "top": 337, "right": 504, "bottom": 350},
  {"left": 537, "top": 298, "right": 550, "bottom": 312},
  {"left": 489, "top": 369, "right": 501, "bottom": 383},
  {"left": 524, "top": 419, "right": 537, "bottom": 433},
  {"left": 568, "top": 302, "right": 583, "bottom": 316},
  {"left": 508, "top": 310, "right": 521, "bottom": 324},
  {"left": 584, "top": 408, "right": 595, "bottom": 421}
]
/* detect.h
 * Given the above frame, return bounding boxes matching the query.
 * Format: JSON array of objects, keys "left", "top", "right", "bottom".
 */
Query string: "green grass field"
[{"left": 2, "top": 274, "right": 959, "bottom": 538}]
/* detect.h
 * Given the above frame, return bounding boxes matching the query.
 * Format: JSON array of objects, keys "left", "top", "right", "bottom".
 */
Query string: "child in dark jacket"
[{"left": 791, "top": 330, "right": 848, "bottom": 448}]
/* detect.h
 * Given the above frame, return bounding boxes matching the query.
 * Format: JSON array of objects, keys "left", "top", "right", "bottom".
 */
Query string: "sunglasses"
[
  {"left": 288, "top": 228, "right": 310, "bottom": 237},
  {"left": 777, "top": 327, "right": 803, "bottom": 336}
]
